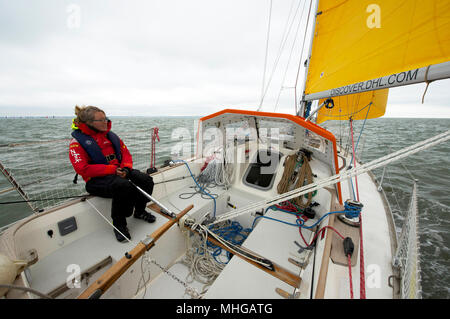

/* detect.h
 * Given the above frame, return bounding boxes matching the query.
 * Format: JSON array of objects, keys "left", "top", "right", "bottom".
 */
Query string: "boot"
[
  {"left": 113, "top": 224, "right": 131, "bottom": 242},
  {"left": 133, "top": 210, "right": 156, "bottom": 223}
]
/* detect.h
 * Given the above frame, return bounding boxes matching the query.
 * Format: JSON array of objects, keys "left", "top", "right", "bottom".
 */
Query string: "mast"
[{"left": 296, "top": 0, "right": 319, "bottom": 117}]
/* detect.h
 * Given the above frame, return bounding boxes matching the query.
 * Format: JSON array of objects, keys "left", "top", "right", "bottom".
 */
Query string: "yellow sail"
[
  {"left": 305, "top": 0, "right": 450, "bottom": 96},
  {"left": 316, "top": 89, "right": 388, "bottom": 124}
]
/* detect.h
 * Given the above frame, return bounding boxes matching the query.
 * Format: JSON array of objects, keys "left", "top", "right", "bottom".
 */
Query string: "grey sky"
[{"left": 0, "top": 0, "right": 449, "bottom": 118}]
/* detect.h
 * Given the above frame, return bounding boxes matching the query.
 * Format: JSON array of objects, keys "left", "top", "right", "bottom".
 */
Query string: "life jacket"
[{"left": 71, "top": 129, "right": 122, "bottom": 165}]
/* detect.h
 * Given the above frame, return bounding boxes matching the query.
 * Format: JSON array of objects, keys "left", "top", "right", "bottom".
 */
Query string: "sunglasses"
[{"left": 91, "top": 117, "right": 110, "bottom": 123}]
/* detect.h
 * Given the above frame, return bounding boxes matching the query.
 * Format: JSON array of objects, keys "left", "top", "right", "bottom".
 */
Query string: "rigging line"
[
  {"left": 259, "top": 0, "right": 304, "bottom": 110},
  {"left": 0, "top": 130, "right": 152, "bottom": 148},
  {"left": 421, "top": 65, "right": 433, "bottom": 104},
  {"left": 339, "top": 115, "right": 342, "bottom": 146},
  {"left": 350, "top": 102, "right": 372, "bottom": 165},
  {"left": 347, "top": 102, "right": 372, "bottom": 200},
  {"left": 271, "top": 0, "right": 297, "bottom": 81},
  {"left": 294, "top": 0, "right": 313, "bottom": 114},
  {"left": 0, "top": 194, "right": 89, "bottom": 205},
  {"left": 0, "top": 138, "right": 71, "bottom": 148},
  {"left": 258, "top": 0, "right": 273, "bottom": 111},
  {"left": 386, "top": 144, "right": 416, "bottom": 182},
  {"left": 384, "top": 165, "right": 406, "bottom": 214},
  {"left": 85, "top": 199, "right": 136, "bottom": 246},
  {"left": 209, "top": 130, "right": 450, "bottom": 225},
  {"left": 260, "top": 0, "right": 296, "bottom": 112},
  {"left": 274, "top": 0, "right": 308, "bottom": 112},
  {"left": 320, "top": 100, "right": 373, "bottom": 119},
  {"left": 262, "top": 0, "right": 303, "bottom": 103},
  {"left": 359, "top": 206, "right": 366, "bottom": 299},
  {"left": 350, "top": 120, "right": 360, "bottom": 201},
  {"left": 344, "top": 117, "right": 351, "bottom": 156},
  {"left": 352, "top": 120, "right": 367, "bottom": 300}
]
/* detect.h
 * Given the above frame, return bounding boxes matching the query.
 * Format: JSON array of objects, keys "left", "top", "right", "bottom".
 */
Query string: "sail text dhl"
[{"left": 331, "top": 69, "right": 419, "bottom": 96}]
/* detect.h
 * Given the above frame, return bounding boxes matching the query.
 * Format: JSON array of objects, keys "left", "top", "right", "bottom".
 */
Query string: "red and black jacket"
[{"left": 69, "top": 121, "right": 133, "bottom": 182}]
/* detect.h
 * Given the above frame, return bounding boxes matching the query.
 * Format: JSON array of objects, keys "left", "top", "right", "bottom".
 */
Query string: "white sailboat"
[{"left": 1, "top": 0, "right": 449, "bottom": 300}]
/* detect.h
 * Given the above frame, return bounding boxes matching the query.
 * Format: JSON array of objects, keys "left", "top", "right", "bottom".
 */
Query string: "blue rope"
[
  {"left": 172, "top": 159, "right": 216, "bottom": 217},
  {"left": 251, "top": 214, "right": 301, "bottom": 229},
  {"left": 343, "top": 201, "right": 362, "bottom": 219},
  {"left": 207, "top": 221, "right": 252, "bottom": 264},
  {"left": 252, "top": 205, "right": 362, "bottom": 230}
]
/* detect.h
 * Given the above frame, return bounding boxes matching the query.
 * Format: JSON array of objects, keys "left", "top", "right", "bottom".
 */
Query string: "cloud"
[
  {"left": 0, "top": 0, "right": 449, "bottom": 117},
  {"left": 384, "top": 103, "right": 450, "bottom": 118}
]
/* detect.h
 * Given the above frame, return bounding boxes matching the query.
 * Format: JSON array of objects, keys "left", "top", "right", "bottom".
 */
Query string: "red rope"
[
  {"left": 349, "top": 118, "right": 366, "bottom": 299},
  {"left": 275, "top": 201, "right": 298, "bottom": 212},
  {"left": 349, "top": 119, "right": 360, "bottom": 202},
  {"left": 298, "top": 224, "right": 345, "bottom": 248},
  {"left": 292, "top": 208, "right": 358, "bottom": 299},
  {"left": 348, "top": 253, "right": 354, "bottom": 299},
  {"left": 150, "top": 127, "right": 160, "bottom": 168},
  {"left": 359, "top": 214, "right": 366, "bottom": 299}
]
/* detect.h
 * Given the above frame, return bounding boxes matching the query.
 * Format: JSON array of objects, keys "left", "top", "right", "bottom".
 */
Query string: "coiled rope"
[
  {"left": 277, "top": 153, "right": 314, "bottom": 208},
  {"left": 180, "top": 219, "right": 253, "bottom": 294},
  {"left": 293, "top": 154, "right": 313, "bottom": 208},
  {"left": 173, "top": 159, "right": 217, "bottom": 217}
]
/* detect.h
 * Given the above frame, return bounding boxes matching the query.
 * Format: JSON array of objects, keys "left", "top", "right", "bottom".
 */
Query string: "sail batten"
[{"left": 303, "top": 0, "right": 450, "bottom": 101}]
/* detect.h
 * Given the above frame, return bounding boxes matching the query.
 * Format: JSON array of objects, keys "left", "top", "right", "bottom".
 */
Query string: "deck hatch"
[{"left": 243, "top": 150, "right": 282, "bottom": 190}]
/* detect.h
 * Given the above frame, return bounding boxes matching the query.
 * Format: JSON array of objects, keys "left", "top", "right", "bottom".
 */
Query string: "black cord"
[{"left": 0, "top": 195, "right": 89, "bottom": 205}]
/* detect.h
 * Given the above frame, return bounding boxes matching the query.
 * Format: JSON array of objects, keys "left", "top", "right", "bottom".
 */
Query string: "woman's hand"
[{"left": 116, "top": 168, "right": 127, "bottom": 178}]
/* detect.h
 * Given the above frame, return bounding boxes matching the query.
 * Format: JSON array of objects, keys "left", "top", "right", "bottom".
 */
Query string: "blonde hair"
[{"left": 74, "top": 105, "right": 105, "bottom": 124}]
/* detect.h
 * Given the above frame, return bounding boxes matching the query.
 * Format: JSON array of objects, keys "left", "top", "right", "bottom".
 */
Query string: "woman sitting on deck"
[{"left": 69, "top": 105, "right": 156, "bottom": 242}]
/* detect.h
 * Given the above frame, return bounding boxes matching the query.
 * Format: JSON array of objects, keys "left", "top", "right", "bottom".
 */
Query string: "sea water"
[{"left": 0, "top": 116, "right": 448, "bottom": 298}]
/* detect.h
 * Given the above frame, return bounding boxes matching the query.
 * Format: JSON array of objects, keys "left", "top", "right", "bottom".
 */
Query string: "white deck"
[
  {"left": 323, "top": 167, "right": 395, "bottom": 299},
  {"left": 25, "top": 197, "right": 173, "bottom": 297}
]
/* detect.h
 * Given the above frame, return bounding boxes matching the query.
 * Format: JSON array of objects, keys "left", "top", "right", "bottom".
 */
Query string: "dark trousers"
[{"left": 86, "top": 169, "right": 154, "bottom": 227}]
